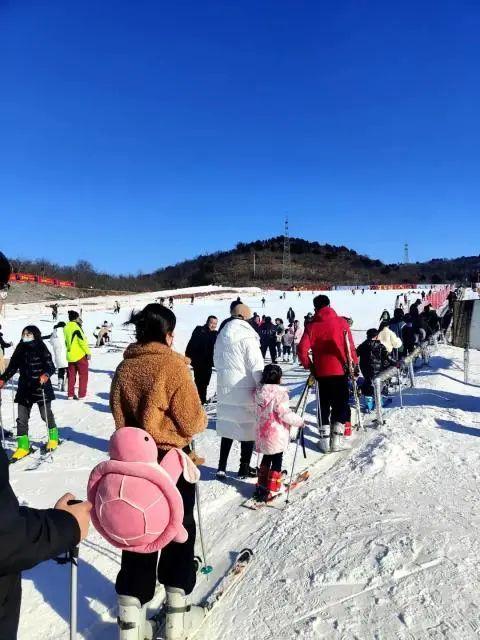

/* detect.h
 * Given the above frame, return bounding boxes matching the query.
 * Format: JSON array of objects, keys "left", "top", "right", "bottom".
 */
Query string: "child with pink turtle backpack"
[
  {"left": 253, "top": 364, "right": 304, "bottom": 502},
  {"left": 102, "top": 304, "right": 207, "bottom": 640}
]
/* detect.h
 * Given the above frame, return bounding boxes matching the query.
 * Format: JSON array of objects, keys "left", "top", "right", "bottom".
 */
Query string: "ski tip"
[{"left": 238, "top": 548, "right": 254, "bottom": 560}]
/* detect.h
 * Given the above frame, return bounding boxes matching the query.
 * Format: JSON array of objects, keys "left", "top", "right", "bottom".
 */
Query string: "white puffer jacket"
[
  {"left": 214, "top": 319, "right": 264, "bottom": 441},
  {"left": 378, "top": 326, "right": 403, "bottom": 354},
  {"left": 49, "top": 327, "right": 68, "bottom": 369}
]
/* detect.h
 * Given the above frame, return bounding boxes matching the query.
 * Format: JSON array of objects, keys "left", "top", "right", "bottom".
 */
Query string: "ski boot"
[
  {"left": 344, "top": 421, "right": 352, "bottom": 437},
  {"left": 164, "top": 587, "right": 206, "bottom": 640},
  {"left": 265, "top": 470, "right": 283, "bottom": 500},
  {"left": 330, "top": 422, "right": 344, "bottom": 452},
  {"left": 45, "top": 427, "right": 59, "bottom": 452},
  {"left": 10, "top": 435, "right": 32, "bottom": 462},
  {"left": 317, "top": 427, "right": 331, "bottom": 453},
  {"left": 252, "top": 465, "right": 269, "bottom": 502},
  {"left": 364, "top": 396, "right": 375, "bottom": 413},
  {"left": 238, "top": 463, "right": 257, "bottom": 479},
  {"left": 117, "top": 595, "right": 155, "bottom": 640}
]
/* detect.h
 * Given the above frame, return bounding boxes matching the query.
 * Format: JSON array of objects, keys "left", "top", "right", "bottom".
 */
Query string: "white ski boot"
[
  {"left": 165, "top": 587, "right": 206, "bottom": 640},
  {"left": 317, "top": 427, "right": 331, "bottom": 453},
  {"left": 330, "top": 422, "right": 345, "bottom": 452},
  {"left": 117, "top": 595, "right": 154, "bottom": 640}
]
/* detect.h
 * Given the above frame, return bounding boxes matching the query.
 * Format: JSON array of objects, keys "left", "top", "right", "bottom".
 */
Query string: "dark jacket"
[
  {"left": 0, "top": 333, "right": 11, "bottom": 355},
  {"left": 0, "top": 340, "right": 56, "bottom": 406},
  {"left": 0, "top": 446, "right": 80, "bottom": 638},
  {"left": 185, "top": 325, "right": 217, "bottom": 370},
  {"left": 402, "top": 323, "right": 417, "bottom": 355},
  {"left": 259, "top": 322, "right": 277, "bottom": 348},
  {"left": 356, "top": 339, "right": 394, "bottom": 381}
]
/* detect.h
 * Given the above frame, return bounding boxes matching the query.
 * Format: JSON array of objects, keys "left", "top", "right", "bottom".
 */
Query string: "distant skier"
[
  {"left": 298, "top": 295, "right": 358, "bottom": 452},
  {"left": 64, "top": 311, "right": 91, "bottom": 400},
  {"left": 291, "top": 319, "right": 304, "bottom": 363},
  {"left": 185, "top": 315, "right": 218, "bottom": 404},
  {"left": 379, "top": 309, "right": 391, "bottom": 324},
  {"left": 190, "top": 295, "right": 195, "bottom": 305},
  {"left": 287, "top": 307, "right": 295, "bottom": 324},
  {"left": 49, "top": 321, "right": 68, "bottom": 391},
  {"left": 0, "top": 325, "right": 59, "bottom": 460},
  {"left": 259, "top": 317, "right": 277, "bottom": 363},
  {"left": 113, "top": 301, "right": 121, "bottom": 314},
  {"left": 261, "top": 297, "right": 266, "bottom": 308},
  {"left": 168, "top": 296, "right": 174, "bottom": 309},
  {"left": 252, "top": 364, "right": 303, "bottom": 502},
  {"left": 274, "top": 318, "right": 285, "bottom": 361},
  {"left": 49, "top": 303, "right": 59, "bottom": 321}
]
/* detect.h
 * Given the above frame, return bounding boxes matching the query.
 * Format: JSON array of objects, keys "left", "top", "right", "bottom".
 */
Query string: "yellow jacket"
[{"left": 64, "top": 321, "right": 91, "bottom": 363}]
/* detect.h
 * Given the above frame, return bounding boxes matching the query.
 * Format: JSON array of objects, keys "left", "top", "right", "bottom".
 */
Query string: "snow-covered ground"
[{"left": 1, "top": 288, "right": 480, "bottom": 639}]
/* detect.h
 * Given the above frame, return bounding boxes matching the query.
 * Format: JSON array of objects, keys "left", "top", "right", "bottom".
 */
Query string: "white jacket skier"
[
  {"left": 378, "top": 325, "right": 403, "bottom": 354},
  {"left": 49, "top": 326, "right": 68, "bottom": 369},
  {"left": 214, "top": 317, "right": 264, "bottom": 442}
]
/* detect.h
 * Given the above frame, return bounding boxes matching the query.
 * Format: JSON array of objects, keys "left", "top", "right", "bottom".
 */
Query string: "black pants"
[
  {"left": 115, "top": 473, "right": 196, "bottom": 605},
  {"left": 218, "top": 438, "right": 254, "bottom": 472},
  {"left": 192, "top": 366, "right": 212, "bottom": 405},
  {"left": 0, "top": 574, "right": 21, "bottom": 640},
  {"left": 17, "top": 402, "right": 56, "bottom": 437},
  {"left": 316, "top": 375, "right": 350, "bottom": 426},
  {"left": 58, "top": 368, "right": 67, "bottom": 382},
  {"left": 260, "top": 343, "right": 277, "bottom": 363},
  {"left": 283, "top": 345, "right": 292, "bottom": 356},
  {"left": 260, "top": 452, "right": 283, "bottom": 472}
]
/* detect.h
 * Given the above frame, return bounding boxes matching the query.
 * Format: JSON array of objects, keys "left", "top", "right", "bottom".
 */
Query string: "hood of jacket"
[
  {"left": 217, "top": 318, "right": 259, "bottom": 345},
  {"left": 255, "top": 384, "right": 285, "bottom": 408},
  {"left": 311, "top": 306, "right": 339, "bottom": 324}
]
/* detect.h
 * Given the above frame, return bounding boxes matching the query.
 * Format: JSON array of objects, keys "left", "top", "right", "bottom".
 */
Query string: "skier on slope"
[
  {"left": 110, "top": 303, "right": 207, "bottom": 640},
  {"left": 291, "top": 319, "right": 304, "bottom": 363},
  {"left": 259, "top": 317, "right": 277, "bottom": 363},
  {"left": 48, "top": 321, "right": 69, "bottom": 391},
  {"left": 286, "top": 307, "right": 295, "bottom": 324},
  {"left": 214, "top": 303, "right": 264, "bottom": 479},
  {"left": 252, "top": 364, "right": 303, "bottom": 502},
  {"left": 64, "top": 310, "right": 91, "bottom": 400},
  {"left": 0, "top": 326, "right": 60, "bottom": 460},
  {"left": 298, "top": 295, "right": 358, "bottom": 453},
  {"left": 185, "top": 315, "right": 218, "bottom": 404}
]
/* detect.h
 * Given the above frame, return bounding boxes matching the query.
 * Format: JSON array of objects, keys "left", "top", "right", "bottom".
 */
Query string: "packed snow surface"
[{"left": 1, "top": 288, "right": 479, "bottom": 639}]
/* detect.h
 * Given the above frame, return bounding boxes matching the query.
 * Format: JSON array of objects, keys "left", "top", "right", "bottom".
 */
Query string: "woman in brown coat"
[{"left": 110, "top": 303, "right": 207, "bottom": 640}]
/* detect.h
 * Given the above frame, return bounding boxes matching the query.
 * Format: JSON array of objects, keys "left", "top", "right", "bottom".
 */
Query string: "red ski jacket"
[{"left": 298, "top": 307, "right": 358, "bottom": 377}]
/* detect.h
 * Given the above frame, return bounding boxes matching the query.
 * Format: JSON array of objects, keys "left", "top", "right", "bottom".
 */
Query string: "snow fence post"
[
  {"left": 374, "top": 378, "right": 384, "bottom": 425},
  {"left": 408, "top": 360, "right": 415, "bottom": 388}
]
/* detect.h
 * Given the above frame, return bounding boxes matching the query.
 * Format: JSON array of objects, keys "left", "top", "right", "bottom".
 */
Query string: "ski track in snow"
[{"left": 1, "top": 288, "right": 479, "bottom": 639}]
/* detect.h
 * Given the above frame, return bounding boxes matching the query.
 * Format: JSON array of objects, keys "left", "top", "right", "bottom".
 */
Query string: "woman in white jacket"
[
  {"left": 213, "top": 304, "right": 264, "bottom": 479},
  {"left": 377, "top": 320, "right": 403, "bottom": 355},
  {"left": 49, "top": 322, "right": 68, "bottom": 391}
]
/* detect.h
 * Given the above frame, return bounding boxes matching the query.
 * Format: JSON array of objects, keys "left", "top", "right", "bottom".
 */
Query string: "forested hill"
[{"left": 7, "top": 237, "right": 480, "bottom": 292}]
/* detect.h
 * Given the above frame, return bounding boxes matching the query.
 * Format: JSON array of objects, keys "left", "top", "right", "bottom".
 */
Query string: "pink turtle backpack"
[{"left": 87, "top": 427, "right": 200, "bottom": 553}]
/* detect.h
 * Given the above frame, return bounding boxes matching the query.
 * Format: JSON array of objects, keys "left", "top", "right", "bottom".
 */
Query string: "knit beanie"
[{"left": 233, "top": 304, "right": 253, "bottom": 321}]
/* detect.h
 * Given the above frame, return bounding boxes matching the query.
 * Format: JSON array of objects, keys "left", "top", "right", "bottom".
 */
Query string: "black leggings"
[
  {"left": 260, "top": 343, "right": 277, "bottom": 363},
  {"left": 115, "top": 472, "right": 196, "bottom": 604},
  {"left": 218, "top": 438, "right": 254, "bottom": 471},
  {"left": 260, "top": 452, "right": 283, "bottom": 472}
]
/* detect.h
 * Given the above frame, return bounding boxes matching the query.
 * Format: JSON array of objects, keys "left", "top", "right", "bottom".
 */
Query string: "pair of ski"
[
  {"left": 9, "top": 441, "right": 62, "bottom": 469},
  {"left": 242, "top": 469, "right": 310, "bottom": 510},
  {"left": 152, "top": 548, "right": 254, "bottom": 640}
]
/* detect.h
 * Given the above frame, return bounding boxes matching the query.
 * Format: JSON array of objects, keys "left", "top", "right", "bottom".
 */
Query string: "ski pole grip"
[{"left": 67, "top": 499, "right": 83, "bottom": 506}]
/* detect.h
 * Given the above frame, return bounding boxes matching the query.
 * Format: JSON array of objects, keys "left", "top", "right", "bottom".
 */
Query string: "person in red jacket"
[{"left": 298, "top": 295, "right": 358, "bottom": 452}]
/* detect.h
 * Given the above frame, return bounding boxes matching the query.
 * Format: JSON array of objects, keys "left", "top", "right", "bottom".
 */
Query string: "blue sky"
[{"left": 1, "top": 1, "right": 479, "bottom": 274}]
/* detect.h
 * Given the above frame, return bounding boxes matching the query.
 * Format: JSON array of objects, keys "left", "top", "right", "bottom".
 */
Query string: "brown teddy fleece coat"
[{"left": 110, "top": 342, "right": 207, "bottom": 452}]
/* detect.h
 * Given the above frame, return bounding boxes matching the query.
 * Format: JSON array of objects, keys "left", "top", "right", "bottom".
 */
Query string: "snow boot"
[
  {"left": 164, "top": 587, "right": 206, "bottom": 640},
  {"left": 266, "top": 470, "right": 283, "bottom": 499},
  {"left": 11, "top": 435, "right": 31, "bottom": 461},
  {"left": 330, "top": 422, "right": 344, "bottom": 452},
  {"left": 364, "top": 396, "right": 374, "bottom": 412},
  {"left": 215, "top": 470, "right": 226, "bottom": 480},
  {"left": 238, "top": 463, "right": 257, "bottom": 479},
  {"left": 317, "top": 428, "right": 330, "bottom": 453},
  {"left": 117, "top": 595, "right": 154, "bottom": 640},
  {"left": 344, "top": 422, "right": 352, "bottom": 437},
  {"left": 252, "top": 465, "right": 269, "bottom": 501},
  {"left": 45, "top": 427, "right": 59, "bottom": 452}
]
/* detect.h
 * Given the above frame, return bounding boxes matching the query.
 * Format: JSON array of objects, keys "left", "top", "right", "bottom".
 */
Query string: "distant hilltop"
[{"left": 4, "top": 237, "right": 480, "bottom": 293}]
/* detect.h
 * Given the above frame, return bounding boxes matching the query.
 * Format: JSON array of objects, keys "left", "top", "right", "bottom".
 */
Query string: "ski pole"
[
  {"left": 191, "top": 441, "right": 212, "bottom": 577},
  {"left": 11, "top": 380, "right": 16, "bottom": 435},
  {"left": 70, "top": 546, "right": 79, "bottom": 640},
  {"left": 0, "top": 391, "right": 5, "bottom": 448},
  {"left": 286, "top": 426, "right": 303, "bottom": 505},
  {"left": 397, "top": 363, "right": 404, "bottom": 409}
]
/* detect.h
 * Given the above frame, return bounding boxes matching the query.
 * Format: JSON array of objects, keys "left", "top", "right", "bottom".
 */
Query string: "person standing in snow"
[
  {"left": 0, "top": 326, "right": 59, "bottom": 460},
  {"left": 274, "top": 318, "right": 285, "bottom": 361},
  {"left": 298, "top": 295, "right": 357, "bottom": 452},
  {"left": 356, "top": 328, "right": 395, "bottom": 398},
  {"left": 185, "top": 315, "right": 218, "bottom": 404},
  {"left": 291, "top": 319, "right": 304, "bottom": 363},
  {"left": 48, "top": 321, "right": 68, "bottom": 391},
  {"left": 287, "top": 307, "right": 295, "bottom": 324},
  {"left": 168, "top": 296, "right": 174, "bottom": 309},
  {"left": 259, "top": 317, "right": 277, "bottom": 363},
  {"left": 261, "top": 296, "right": 266, "bottom": 308},
  {"left": 0, "top": 324, "right": 13, "bottom": 375},
  {"left": 282, "top": 324, "right": 294, "bottom": 362},
  {"left": 377, "top": 320, "right": 403, "bottom": 355},
  {"left": 64, "top": 310, "right": 91, "bottom": 400},
  {"left": 110, "top": 303, "right": 207, "bottom": 640},
  {"left": 252, "top": 364, "right": 303, "bottom": 502},
  {"left": 214, "top": 303, "right": 264, "bottom": 479}
]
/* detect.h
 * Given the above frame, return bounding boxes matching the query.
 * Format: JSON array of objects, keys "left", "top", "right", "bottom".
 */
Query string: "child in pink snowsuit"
[{"left": 253, "top": 364, "right": 304, "bottom": 501}]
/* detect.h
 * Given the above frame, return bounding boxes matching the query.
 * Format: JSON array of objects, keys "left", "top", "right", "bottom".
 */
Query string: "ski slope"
[{"left": 1, "top": 287, "right": 480, "bottom": 639}]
